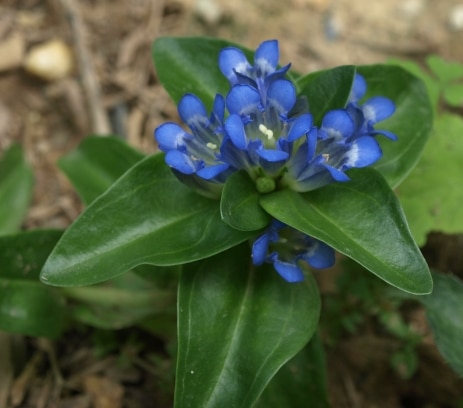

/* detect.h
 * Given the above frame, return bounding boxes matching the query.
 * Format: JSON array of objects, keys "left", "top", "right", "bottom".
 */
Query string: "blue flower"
[
  {"left": 155, "top": 93, "right": 233, "bottom": 184},
  {"left": 347, "top": 73, "right": 397, "bottom": 141},
  {"left": 219, "top": 39, "right": 290, "bottom": 102},
  {"left": 252, "top": 220, "right": 335, "bottom": 282},
  {"left": 220, "top": 78, "right": 312, "bottom": 181},
  {"left": 282, "top": 108, "right": 383, "bottom": 192}
]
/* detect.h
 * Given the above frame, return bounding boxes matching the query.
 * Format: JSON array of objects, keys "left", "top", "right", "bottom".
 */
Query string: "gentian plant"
[{"left": 4, "top": 36, "right": 452, "bottom": 406}]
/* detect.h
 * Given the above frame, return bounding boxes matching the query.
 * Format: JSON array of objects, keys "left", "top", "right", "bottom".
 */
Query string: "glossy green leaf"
[
  {"left": 0, "top": 279, "right": 65, "bottom": 338},
  {"left": 41, "top": 154, "right": 255, "bottom": 287},
  {"left": 398, "top": 114, "right": 463, "bottom": 245},
  {"left": 0, "top": 229, "right": 62, "bottom": 280},
  {"left": 357, "top": 65, "right": 433, "bottom": 188},
  {"left": 256, "top": 333, "right": 329, "bottom": 408},
  {"left": 260, "top": 168, "right": 432, "bottom": 295},
  {"left": 153, "top": 37, "right": 252, "bottom": 110},
  {"left": 422, "top": 273, "right": 463, "bottom": 376},
  {"left": 59, "top": 136, "right": 145, "bottom": 205},
  {"left": 296, "top": 65, "right": 356, "bottom": 125},
  {"left": 0, "top": 144, "right": 34, "bottom": 235},
  {"left": 220, "top": 170, "right": 271, "bottom": 231},
  {"left": 176, "top": 244, "right": 321, "bottom": 408}
]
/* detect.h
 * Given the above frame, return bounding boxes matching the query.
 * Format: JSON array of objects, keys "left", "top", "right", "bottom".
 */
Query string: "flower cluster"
[{"left": 155, "top": 40, "right": 396, "bottom": 282}]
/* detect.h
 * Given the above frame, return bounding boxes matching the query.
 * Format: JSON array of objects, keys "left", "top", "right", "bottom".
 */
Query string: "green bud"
[{"left": 256, "top": 177, "right": 276, "bottom": 194}]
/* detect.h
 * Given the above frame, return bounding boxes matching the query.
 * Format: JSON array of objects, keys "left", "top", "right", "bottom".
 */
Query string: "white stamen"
[
  {"left": 258, "top": 124, "right": 274, "bottom": 140},
  {"left": 322, "top": 153, "right": 330, "bottom": 162},
  {"left": 206, "top": 142, "right": 217, "bottom": 150}
]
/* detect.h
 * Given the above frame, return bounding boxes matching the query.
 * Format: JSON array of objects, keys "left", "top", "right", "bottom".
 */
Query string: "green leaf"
[
  {"left": 220, "top": 170, "right": 271, "bottom": 231},
  {"left": 0, "top": 144, "right": 34, "bottom": 235},
  {"left": 0, "top": 229, "right": 62, "bottom": 280},
  {"left": 260, "top": 168, "right": 432, "bottom": 295},
  {"left": 153, "top": 37, "right": 252, "bottom": 110},
  {"left": 59, "top": 136, "right": 145, "bottom": 205},
  {"left": 175, "top": 244, "right": 321, "bottom": 408},
  {"left": 442, "top": 83, "right": 463, "bottom": 107},
  {"left": 422, "top": 273, "right": 463, "bottom": 376},
  {"left": 426, "top": 55, "right": 463, "bottom": 84},
  {"left": 256, "top": 333, "right": 329, "bottom": 408},
  {"left": 0, "top": 279, "right": 65, "bottom": 338},
  {"left": 297, "top": 65, "right": 356, "bottom": 125},
  {"left": 387, "top": 58, "right": 440, "bottom": 111},
  {"left": 0, "top": 230, "right": 66, "bottom": 337},
  {"left": 357, "top": 65, "right": 433, "bottom": 188},
  {"left": 62, "top": 272, "right": 176, "bottom": 330},
  {"left": 398, "top": 114, "right": 463, "bottom": 245},
  {"left": 40, "top": 154, "right": 255, "bottom": 287}
]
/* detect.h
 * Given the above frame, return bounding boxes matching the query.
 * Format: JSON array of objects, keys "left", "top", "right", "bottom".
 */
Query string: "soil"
[{"left": 1, "top": 0, "right": 463, "bottom": 407}]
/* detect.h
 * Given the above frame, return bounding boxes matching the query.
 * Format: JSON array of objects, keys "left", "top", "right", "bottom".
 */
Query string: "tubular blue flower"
[
  {"left": 347, "top": 73, "right": 398, "bottom": 141},
  {"left": 252, "top": 220, "right": 335, "bottom": 282},
  {"left": 219, "top": 39, "right": 291, "bottom": 103},
  {"left": 221, "top": 79, "right": 312, "bottom": 179},
  {"left": 155, "top": 93, "right": 233, "bottom": 184},
  {"left": 283, "top": 108, "right": 383, "bottom": 192}
]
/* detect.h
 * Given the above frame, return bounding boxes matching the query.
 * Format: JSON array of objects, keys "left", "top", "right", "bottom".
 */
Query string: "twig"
[
  {"left": 10, "top": 351, "right": 44, "bottom": 406},
  {"left": 0, "top": 333, "right": 14, "bottom": 408},
  {"left": 58, "top": 0, "right": 111, "bottom": 135}
]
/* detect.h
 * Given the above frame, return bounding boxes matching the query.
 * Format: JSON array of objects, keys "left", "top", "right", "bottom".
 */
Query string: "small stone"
[
  {"left": 398, "top": 0, "right": 425, "bottom": 19},
  {"left": 194, "top": 0, "right": 222, "bottom": 25},
  {"left": 449, "top": 4, "right": 463, "bottom": 31},
  {"left": 24, "top": 39, "right": 73, "bottom": 81}
]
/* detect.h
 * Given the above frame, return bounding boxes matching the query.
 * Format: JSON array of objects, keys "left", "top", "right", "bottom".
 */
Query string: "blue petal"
[
  {"left": 372, "top": 129, "right": 398, "bottom": 141},
  {"left": 321, "top": 109, "right": 355, "bottom": 139},
  {"left": 211, "top": 94, "right": 225, "bottom": 124},
  {"left": 322, "top": 163, "right": 350, "bottom": 181},
  {"left": 303, "top": 241, "right": 335, "bottom": 269},
  {"left": 287, "top": 114, "right": 312, "bottom": 142},
  {"left": 265, "top": 64, "right": 291, "bottom": 84},
  {"left": 307, "top": 127, "right": 318, "bottom": 160},
  {"left": 165, "top": 150, "right": 196, "bottom": 174},
  {"left": 288, "top": 140, "right": 309, "bottom": 176},
  {"left": 226, "top": 84, "right": 261, "bottom": 116},
  {"left": 252, "top": 233, "right": 270, "bottom": 265},
  {"left": 196, "top": 163, "right": 230, "bottom": 180},
  {"left": 363, "top": 96, "right": 395, "bottom": 123},
  {"left": 178, "top": 94, "right": 208, "bottom": 127},
  {"left": 254, "top": 39, "right": 279, "bottom": 74},
  {"left": 267, "top": 79, "right": 296, "bottom": 113},
  {"left": 219, "top": 47, "right": 250, "bottom": 83},
  {"left": 257, "top": 148, "right": 289, "bottom": 162},
  {"left": 350, "top": 73, "right": 367, "bottom": 102},
  {"left": 345, "top": 136, "right": 382, "bottom": 168},
  {"left": 273, "top": 260, "right": 304, "bottom": 282},
  {"left": 224, "top": 114, "right": 248, "bottom": 150},
  {"left": 155, "top": 123, "right": 189, "bottom": 151}
]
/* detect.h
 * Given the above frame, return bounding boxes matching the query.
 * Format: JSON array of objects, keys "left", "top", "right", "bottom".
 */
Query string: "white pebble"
[
  {"left": 398, "top": 0, "right": 425, "bottom": 19},
  {"left": 449, "top": 4, "right": 463, "bottom": 31},
  {"left": 24, "top": 40, "right": 73, "bottom": 81},
  {"left": 194, "top": 0, "right": 222, "bottom": 25}
]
